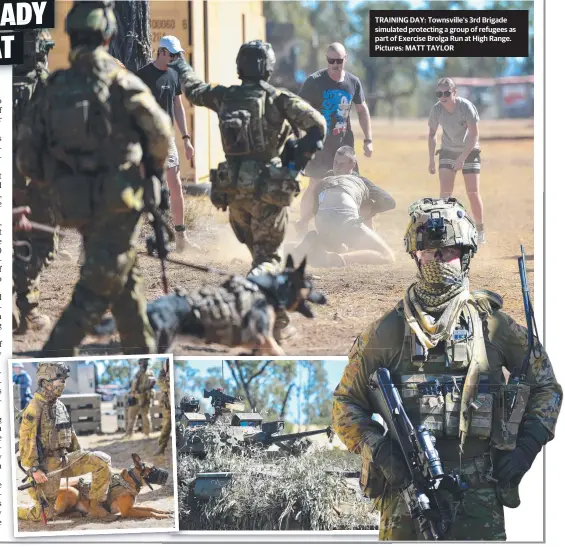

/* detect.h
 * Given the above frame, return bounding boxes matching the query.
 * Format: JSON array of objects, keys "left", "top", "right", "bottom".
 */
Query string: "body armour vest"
[
  {"left": 392, "top": 299, "right": 494, "bottom": 452},
  {"left": 37, "top": 398, "right": 73, "bottom": 452},
  {"left": 218, "top": 82, "right": 292, "bottom": 163},
  {"left": 176, "top": 275, "right": 271, "bottom": 347}
]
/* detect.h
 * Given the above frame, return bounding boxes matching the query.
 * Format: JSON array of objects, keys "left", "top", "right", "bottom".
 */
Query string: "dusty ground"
[
  {"left": 16, "top": 411, "right": 176, "bottom": 533},
  {"left": 13, "top": 118, "right": 535, "bottom": 357}
]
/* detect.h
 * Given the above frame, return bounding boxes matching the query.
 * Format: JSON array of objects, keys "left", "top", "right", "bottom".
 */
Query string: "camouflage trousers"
[
  {"left": 42, "top": 212, "right": 156, "bottom": 357},
  {"left": 158, "top": 404, "right": 172, "bottom": 450},
  {"left": 13, "top": 179, "right": 57, "bottom": 324},
  {"left": 126, "top": 401, "right": 152, "bottom": 436},
  {"left": 18, "top": 451, "right": 111, "bottom": 521},
  {"left": 228, "top": 197, "right": 288, "bottom": 276},
  {"left": 376, "top": 455, "right": 506, "bottom": 541}
]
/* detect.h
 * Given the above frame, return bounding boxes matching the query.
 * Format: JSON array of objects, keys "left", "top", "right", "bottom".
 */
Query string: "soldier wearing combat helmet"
[
  {"left": 155, "top": 360, "right": 172, "bottom": 456},
  {"left": 18, "top": 362, "right": 116, "bottom": 521},
  {"left": 167, "top": 39, "right": 327, "bottom": 342},
  {"left": 124, "top": 358, "right": 156, "bottom": 438},
  {"left": 16, "top": 0, "right": 172, "bottom": 357},
  {"left": 332, "top": 197, "right": 562, "bottom": 540},
  {"left": 13, "top": 28, "right": 56, "bottom": 334}
]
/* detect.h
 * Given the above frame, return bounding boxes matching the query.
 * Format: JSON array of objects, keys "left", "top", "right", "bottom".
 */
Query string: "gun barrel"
[{"left": 263, "top": 426, "right": 332, "bottom": 443}]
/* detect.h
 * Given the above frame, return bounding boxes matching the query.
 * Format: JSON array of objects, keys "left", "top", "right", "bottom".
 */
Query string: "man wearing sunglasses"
[
  {"left": 428, "top": 77, "right": 485, "bottom": 244},
  {"left": 296, "top": 42, "right": 373, "bottom": 236},
  {"left": 333, "top": 197, "right": 561, "bottom": 540},
  {"left": 137, "top": 35, "right": 200, "bottom": 254}
]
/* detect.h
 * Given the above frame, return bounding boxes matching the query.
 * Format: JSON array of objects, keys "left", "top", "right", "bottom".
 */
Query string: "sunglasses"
[
  {"left": 327, "top": 57, "right": 345, "bottom": 65},
  {"left": 436, "top": 90, "right": 453, "bottom": 98}
]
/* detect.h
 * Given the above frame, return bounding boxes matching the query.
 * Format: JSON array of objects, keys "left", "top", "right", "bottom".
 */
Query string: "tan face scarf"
[{"left": 404, "top": 260, "right": 471, "bottom": 355}]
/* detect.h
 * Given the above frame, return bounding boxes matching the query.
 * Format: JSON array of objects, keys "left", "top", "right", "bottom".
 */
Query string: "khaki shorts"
[{"left": 166, "top": 136, "right": 180, "bottom": 171}]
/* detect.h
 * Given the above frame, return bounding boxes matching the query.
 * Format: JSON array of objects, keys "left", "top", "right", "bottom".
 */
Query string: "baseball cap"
[{"left": 158, "top": 35, "right": 185, "bottom": 54}]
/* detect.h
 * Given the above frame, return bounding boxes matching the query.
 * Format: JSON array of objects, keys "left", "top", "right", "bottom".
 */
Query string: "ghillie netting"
[{"left": 177, "top": 423, "right": 378, "bottom": 531}]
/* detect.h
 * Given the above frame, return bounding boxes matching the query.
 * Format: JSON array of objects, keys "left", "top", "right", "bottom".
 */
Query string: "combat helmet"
[
  {"left": 36, "top": 362, "right": 71, "bottom": 384},
  {"left": 236, "top": 40, "right": 276, "bottom": 82},
  {"left": 180, "top": 395, "right": 200, "bottom": 413},
  {"left": 404, "top": 198, "right": 477, "bottom": 272},
  {"left": 65, "top": 0, "right": 117, "bottom": 42}
]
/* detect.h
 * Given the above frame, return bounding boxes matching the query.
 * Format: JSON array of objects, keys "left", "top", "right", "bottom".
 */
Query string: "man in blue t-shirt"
[
  {"left": 13, "top": 363, "right": 33, "bottom": 410},
  {"left": 296, "top": 42, "right": 373, "bottom": 235}
]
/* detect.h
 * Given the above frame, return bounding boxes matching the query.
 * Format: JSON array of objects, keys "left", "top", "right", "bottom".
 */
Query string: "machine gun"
[
  {"left": 242, "top": 422, "right": 333, "bottom": 455},
  {"left": 204, "top": 388, "right": 245, "bottom": 422},
  {"left": 368, "top": 368, "right": 467, "bottom": 541}
]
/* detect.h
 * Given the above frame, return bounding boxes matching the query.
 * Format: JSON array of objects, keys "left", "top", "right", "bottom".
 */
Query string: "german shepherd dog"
[
  {"left": 55, "top": 454, "right": 173, "bottom": 520},
  {"left": 94, "top": 256, "right": 327, "bottom": 355}
]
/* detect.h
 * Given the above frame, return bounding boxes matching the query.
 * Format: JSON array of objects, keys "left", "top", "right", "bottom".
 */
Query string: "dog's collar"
[{"left": 127, "top": 467, "right": 147, "bottom": 492}]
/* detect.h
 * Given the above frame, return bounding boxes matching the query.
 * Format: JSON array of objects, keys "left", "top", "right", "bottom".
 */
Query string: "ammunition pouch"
[
  {"left": 491, "top": 382, "right": 531, "bottom": 451},
  {"left": 360, "top": 451, "right": 386, "bottom": 499},
  {"left": 209, "top": 161, "right": 233, "bottom": 211},
  {"left": 260, "top": 162, "right": 300, "bottom": 207},
  {"left": 128, "top": 396, "right": 138, "bottom": 406},
  {"left": 210, "top": 159, "right": 299, "bottom": 209}
]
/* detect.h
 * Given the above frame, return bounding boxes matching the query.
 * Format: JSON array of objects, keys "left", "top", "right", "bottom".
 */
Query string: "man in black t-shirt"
[
  {"left": 296, "top": 42, "right": 373, "bottom": 235},
  {"left": 137, "top": 35, "right": 199, "bottom": 253}
]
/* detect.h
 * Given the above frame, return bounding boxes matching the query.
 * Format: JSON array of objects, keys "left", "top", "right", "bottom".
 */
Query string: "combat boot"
[
  {"left": 273, "top": 310, "right": 298, "bottom": 343},
  {"left": 15, "top": 308, "right": 51, "bottom": 334},
  {"left": 87, "top": 501, "right": 118, "bottom": 521}
]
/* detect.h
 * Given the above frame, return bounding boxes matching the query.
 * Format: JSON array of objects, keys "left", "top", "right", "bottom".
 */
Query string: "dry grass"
[{"left": 177, "top": 423, "right": 376, "bottom": 531}]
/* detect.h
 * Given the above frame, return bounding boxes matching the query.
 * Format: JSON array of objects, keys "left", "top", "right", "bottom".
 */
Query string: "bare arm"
[
  {"left": 428, "top": 126, "right": 437, "bottom": 161},
  {"left": 173, "top": 95, "right": 189, "bottom": 134}
]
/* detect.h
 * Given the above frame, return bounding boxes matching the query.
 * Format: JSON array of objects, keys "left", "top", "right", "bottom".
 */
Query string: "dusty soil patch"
[{"left": 13, "top": 119, "right": 535, "bottom": 357}]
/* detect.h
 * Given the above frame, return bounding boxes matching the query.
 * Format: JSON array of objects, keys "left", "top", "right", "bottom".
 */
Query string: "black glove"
[
  {"left": 167, "top": 55, "right": 193, "bottom": 81},
  {"left": 495, "top": 420, "right": 549, "bottom": 487},
  {"left": 373, "top": 436, "right": 411, "bottom": 489}
]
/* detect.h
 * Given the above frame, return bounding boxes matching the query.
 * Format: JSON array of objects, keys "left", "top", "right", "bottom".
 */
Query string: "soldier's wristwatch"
[
  {"left": 182, "top": 134, "right": 191, "bottom": 140},
  {"left": 364, "top": 138, "right": 373, "bottom": 144},
  {"left": 28, "top": 466, "right": 41, "bottom": 475}
]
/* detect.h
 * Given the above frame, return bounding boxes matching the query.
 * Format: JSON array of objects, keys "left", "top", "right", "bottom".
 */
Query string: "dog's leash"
[
  {"left": 142, "top": 252, "right": 231, "bottom": 277},
  {"left": 142, "top": 252, "right": 322, "bottom": 280}
]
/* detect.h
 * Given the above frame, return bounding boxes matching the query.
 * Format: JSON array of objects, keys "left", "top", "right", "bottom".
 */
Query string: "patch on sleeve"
[{"left": 25, "top": 414, "right": 35, "bottom": 422}]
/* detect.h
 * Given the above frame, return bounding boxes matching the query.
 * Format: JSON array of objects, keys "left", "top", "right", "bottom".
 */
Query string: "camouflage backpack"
[
  {"left": 218, "top": 85, "right": 271, "bottom": 158},
  {"left": 45, "top": 68, "right": 114, "bottom": 172}
]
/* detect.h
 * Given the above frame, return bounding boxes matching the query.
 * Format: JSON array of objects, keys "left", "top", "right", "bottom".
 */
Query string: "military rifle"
[
  {"left": 494, "top": 246, "right": 540, "bottom": 508},
  {"left": 369, "top": 368, "right": 467, "bottom": 541}
]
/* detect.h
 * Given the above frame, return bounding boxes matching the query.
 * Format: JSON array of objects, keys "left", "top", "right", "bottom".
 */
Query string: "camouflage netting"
[{"left": 177, "top": 423, "right": 378, "bottom": 531}]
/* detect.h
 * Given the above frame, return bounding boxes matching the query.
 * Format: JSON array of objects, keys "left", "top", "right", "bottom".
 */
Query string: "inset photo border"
[{"left": 9, "top": 354, "right": 179, "bottom": 537}]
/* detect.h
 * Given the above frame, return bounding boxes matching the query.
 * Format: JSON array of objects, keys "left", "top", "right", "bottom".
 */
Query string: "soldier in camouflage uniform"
[
  {"left": 155, "top": 360, "right": 172, "bottom": 455},
  {"left": 125, "top": 359, "right": 156, "bottom": 438},
  {"left": 13, "top": 29, "right": 56, "bottom": 334},
  {"left": 168, "top": 40, "right": 326, "bottom": 341},
  {"left": 15, "top": 1, "right": 172, "bottom": 357},
  {"left": 18, "top": 362, "right": 116, "bottom": 521},
  {"left": 332, "top": 198, "right": 562, "bottom": 540}
]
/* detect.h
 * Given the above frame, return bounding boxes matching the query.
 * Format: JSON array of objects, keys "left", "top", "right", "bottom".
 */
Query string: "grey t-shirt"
[{"left": 428, "top": 97, "right": 480, "bottom": 153}]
